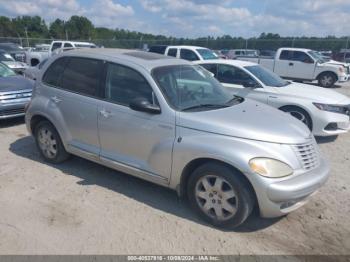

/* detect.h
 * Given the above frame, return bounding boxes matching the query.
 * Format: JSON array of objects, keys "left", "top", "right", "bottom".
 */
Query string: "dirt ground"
[{"left": 0, "top": 82, "right": 349, "bottom": 255}]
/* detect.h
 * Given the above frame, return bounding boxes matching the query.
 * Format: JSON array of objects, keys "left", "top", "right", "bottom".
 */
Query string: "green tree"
[
  {"left": 49, "top": 19, "right": 66, "bottom": 39},
  {"left": 65, "top": 16, "right": 94, "bottom": 40}
]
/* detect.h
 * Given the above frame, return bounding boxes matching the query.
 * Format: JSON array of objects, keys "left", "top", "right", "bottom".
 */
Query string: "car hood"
[
  {"left": 324, "top": 60, "right": 349, "bottom": 67},
  {"left": 2, "top": 61, "right": 28, "bottom": 68},
  {"left": 276, "top": 82, "right": 350, "bottom": 104},
  {"left": 178, "top": 99, "right": 311, "bottom": 144},
  {"left": 0, "top": 75, "right": 34, "bottom": 93}
]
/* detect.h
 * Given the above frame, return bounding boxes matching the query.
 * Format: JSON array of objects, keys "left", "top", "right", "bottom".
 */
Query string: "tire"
[
  {"left": 280, "top": 106, "right": 313, "bottom": 131},
  {"left": 187, "top": 162, "right": 255, "bottom": 228},
  {"left": 318, "top": 72, "right": 336, "bottom": 88},
  {"left": 34, "top": 121, "right": 70, "bottom": 164}
]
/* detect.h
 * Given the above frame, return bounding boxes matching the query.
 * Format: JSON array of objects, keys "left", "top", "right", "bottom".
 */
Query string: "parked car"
[
  {"left": 49, "top": 41, "right": 96, "bottom": 56},
  {"left": 221, "top": 49, "right": 259, "bottom": 59},
  {"left": 0, "top": 49, "right": 28, "bottom": 74},
  {"left": 259, "top": 50, "right": 276, "bottom": 57},
  {"left": 0, "top": 43, "right": 26, "bottom": 63},
  {"left": 0, "top": 62, "right": 33, "bottom": 119},
  {"left": 25, "top": 49, "right": 329, "bottom": 228},
  {"left": 23, "top": 58, "right": 48, "bottom": 80},
  {"left": 237, "top": 47, "right": 350, "bottom": 88},
  {"left": 25, "top": 44, "right": 50, "bottom": 67},
  {"left": 148, "top": 45, "right": 219, "bottom": 61},
  {"left": 196, "top": 59, "right": 350, "bottom": 137},
  {"left": 333, "top": 50, "right": 350, "bottom": 63}
]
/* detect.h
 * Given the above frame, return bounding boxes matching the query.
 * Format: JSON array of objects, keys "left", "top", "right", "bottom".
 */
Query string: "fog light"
[{"left": 325, "top": 123, "right": 338, "bottom": 131}]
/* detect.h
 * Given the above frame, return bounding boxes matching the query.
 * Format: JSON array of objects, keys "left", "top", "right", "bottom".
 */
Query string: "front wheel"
[
  {"left": 187, "top": 162, "right": 255, "bottom": 228},
  {"left": 318, "top": 73, "right": 336, "bottom": 88}
]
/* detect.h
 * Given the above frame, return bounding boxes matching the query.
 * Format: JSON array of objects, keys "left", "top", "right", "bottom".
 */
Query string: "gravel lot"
[{"left": 0, "top": 82, "right": 349, "bottom": 255}]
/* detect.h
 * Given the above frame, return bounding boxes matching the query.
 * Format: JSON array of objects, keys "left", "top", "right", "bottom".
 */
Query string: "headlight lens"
[
  {"left": 249, "top": 158, "right": 293, "bottom": 178},
  {"left": 313, "top": 102, "right": 344, "bottom": 114}
]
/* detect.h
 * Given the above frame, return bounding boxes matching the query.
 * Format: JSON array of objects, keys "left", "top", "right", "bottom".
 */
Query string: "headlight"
[
  {"left": 339, "top": 67, "right": 344, "bottom": 73},
  {"left": 249, "top": 158, "right": 293, "bottom": 178},
  {"left": 313, "top": 102, "right": 344, "bottom": 114}
]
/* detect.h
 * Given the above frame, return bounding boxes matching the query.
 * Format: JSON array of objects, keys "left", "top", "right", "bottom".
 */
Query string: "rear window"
[
  {"left": 149, "top": 46, "right": 167, "bottom": 54},
  {"left": 279, "top": 50, "right": 291, "bottom": 60}
]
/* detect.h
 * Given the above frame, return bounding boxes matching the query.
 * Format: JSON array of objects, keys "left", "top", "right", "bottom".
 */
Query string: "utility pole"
[
  {"left": 65, "top": 30, "right": 68, "bottom": 40},
  {"left": 24, "top": 27, "right": 29, "bottom": 47}
]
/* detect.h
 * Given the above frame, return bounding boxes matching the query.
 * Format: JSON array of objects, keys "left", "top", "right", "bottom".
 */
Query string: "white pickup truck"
[{"left": 238, "top": 48, "right": 350, "bottom": 87}]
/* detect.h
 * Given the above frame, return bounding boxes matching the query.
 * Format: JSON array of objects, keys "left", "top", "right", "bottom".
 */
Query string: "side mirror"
[
  {"left": 243, "top": 80, "right": 258, "bottom": 88},
  {"left": 303, "top": 58, "right": 314, "bottom": 64},
  {"left": 130, "top": 97, "right": 161, "bottom": 114}
]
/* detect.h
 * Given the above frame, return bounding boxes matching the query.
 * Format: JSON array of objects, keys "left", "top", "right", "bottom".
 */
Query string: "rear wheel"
[
  {"left": 187, "top": 162, "right": 255, "bottom": 228},
  {"left": 280, "top": 106, "right": 313, "bottom": 131},
  {"left": 34, "top": 121, "right": 70, "bottom": 164},
  {"left": 318, "top": 72, "right": 336, "bottom": 88}
]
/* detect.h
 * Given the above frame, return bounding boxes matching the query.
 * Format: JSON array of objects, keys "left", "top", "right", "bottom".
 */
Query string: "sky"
[{"left": 0, "top": 0, "right": 349, "bottom": 38}]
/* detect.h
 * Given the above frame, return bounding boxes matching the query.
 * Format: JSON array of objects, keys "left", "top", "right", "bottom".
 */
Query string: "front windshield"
[
  {"left": 0, "top": 53, "right": 15, "bottom": 62},
  {"left": 308, "top": 51, "right": 327, "bottom": 63},
  {"left": 152, "top": 65, "right": 242, "bottom": 111},
  {"left": 196, "top": 49, "right": 218, "bottom": 60},
  {"left": 245, "top": 65, "right": 289, "bottom": 87},
  {"left": 0, "top": 63, "right": 16, "bottom": 77}
]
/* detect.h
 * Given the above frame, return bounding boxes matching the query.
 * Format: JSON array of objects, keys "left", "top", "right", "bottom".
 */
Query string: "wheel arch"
[
  {"left": 279, "top": 104, "right": 314, "bottom": 130},
  {"left": 178, "top": 158, "right": 258, "bottom": 208},
  {"left": 316, "top": 71, "right": 338, "bottom": 82}
]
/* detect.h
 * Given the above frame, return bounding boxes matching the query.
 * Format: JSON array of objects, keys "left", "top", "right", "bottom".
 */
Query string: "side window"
[
  {"left": 217, "top": 64, "right": 254, "bottom": 85},
  {"left": 51, "top": 42, "right": 61, "bottom": 51},
  {"left": 291, "top": 51, "right": 312, "bottom": 62},
  {"left": 180, "top": 49, "right": 199, "bottom": 61},
  {"left": 42, "top": 57, "right": 67, "bottom": 86},
  {"left": 200, "top": 64, "right": 218, "bottom": 77},
  {"left": 64, "top": 43, "right": 73, "bottom": 48},
  {"left": 60, "top": 57, "right": 102, "bottom": 96},
  {"left": 167, "top": 48, "right": 177, "bottom": 57},
  {"left": 279, "top": 50, "right": 291, "bottom": 60},
  {"left": 105, "top": 63, "right": 155, "bottom": 106}
]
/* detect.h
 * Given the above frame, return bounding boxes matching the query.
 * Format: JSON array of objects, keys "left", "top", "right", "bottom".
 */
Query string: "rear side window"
[
  {"left": 42, "top": 57, "right": 67, "bottom": 87},
  {"left": 60, "top": 57, "right": 102, "bottom": 97},
  {"left": 217, "top": 64, "right": 255, "bottom": 85},
  {"left": 105, "top": 63, "right": 155, "bottom": 106},
  {"left": 64, "top": 43, "right": 73, "bottom": 48},
  {"left": 279, "top": 50, "right": 291, "bottom": 60},
  {"left": 167, "top": 48, "right": 177, "bottom": 57},
  {"left": 180, "top": 49, "right": 199, "bottom": 61}
]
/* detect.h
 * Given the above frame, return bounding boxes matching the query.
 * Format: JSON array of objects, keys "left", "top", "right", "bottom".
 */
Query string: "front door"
[{"left": 97, "top": 62, "right": 175, "bottom": 182}]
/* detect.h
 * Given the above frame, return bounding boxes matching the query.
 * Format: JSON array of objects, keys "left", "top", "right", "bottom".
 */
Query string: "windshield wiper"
[{"left": 182, "top": 103, "right": 229, "bottom": 111}]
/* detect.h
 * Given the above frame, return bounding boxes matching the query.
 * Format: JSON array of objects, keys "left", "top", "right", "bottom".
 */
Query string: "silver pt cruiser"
[{"left": 25, "top": 49, "right": 330, "bottom": 227}]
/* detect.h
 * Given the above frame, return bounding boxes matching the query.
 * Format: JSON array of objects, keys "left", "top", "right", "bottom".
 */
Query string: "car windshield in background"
[
  {"left": 245, "top": 65, "right": 289, "bottom": 87},
  {"left": 153, "top": 65, "right": 242, "bottom": 111},
  {"left": 308, "top": 51, "right": 327, "bottom": 63},
  {"left": 196, "top": 49, "right": 218, "bottom": 60},
  {"left": 0, "top": 53, "right": 15, "bottom": 62},
  {"left": 0, "top": 63, "right": 16, "bottom": 77}
]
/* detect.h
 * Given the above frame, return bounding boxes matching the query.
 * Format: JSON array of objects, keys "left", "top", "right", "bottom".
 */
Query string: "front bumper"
[
  {"left": 312, "top": 110, "right": 350, "bottom": 136},
  {"left": 338, "top": 74, "right": 349, "bottom": 82},
  {"left": 248, "top": 157, "right": 330, "bottom": 218},
  {"left": 0, "top": 99, "right": 31, "bottom": 119}
]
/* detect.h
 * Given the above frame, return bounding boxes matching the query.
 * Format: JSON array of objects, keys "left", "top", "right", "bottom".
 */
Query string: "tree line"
[{"left": 0, "top": 15, "right": 349, "bottom": 51}]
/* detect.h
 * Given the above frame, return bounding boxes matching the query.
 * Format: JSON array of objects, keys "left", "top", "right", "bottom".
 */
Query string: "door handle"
[
  {"left": 99, "top": 109, "right": 114, "bottom": 118},
  {"left": 50, "top": 96, "right": 62, "bottom": 103},
  {"left": 289, "top": 62, "right": 294, "bottom": 66}
]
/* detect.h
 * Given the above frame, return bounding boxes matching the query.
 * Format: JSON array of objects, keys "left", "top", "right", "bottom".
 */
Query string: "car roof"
[
  {"left": 194, "top": 59, "right": 257, "bottom": 67},
  {"left": 280, "top": 47, "right": 311, "bottom": 52},
  {"left": 58, "top": 48, "right": 191, "bottom": 71},
  {"left": 167, "top": 45, "right": 209, "bottom": 49}
]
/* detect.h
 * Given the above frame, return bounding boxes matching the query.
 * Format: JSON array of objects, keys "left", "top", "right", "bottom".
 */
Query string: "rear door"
[
  {"left": 41, "top": 56, "right": 103, "bottom": 159},
  {"left": 274, "top": 50, "right": 292, "bottom": 77},
  {"left": 97, "top": 62, "right": 175, "bottom": 182}
]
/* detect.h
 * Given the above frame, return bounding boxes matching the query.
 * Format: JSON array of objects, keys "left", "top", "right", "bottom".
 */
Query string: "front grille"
[
  {"left": 292, "top": 140, "right": 320, "bottom": 171},
  {"left": 0, "top": 107, "right": 25, "bottom": 116},
  {"left": 0, "top": 91, "right": 32, "bottom": 102}
]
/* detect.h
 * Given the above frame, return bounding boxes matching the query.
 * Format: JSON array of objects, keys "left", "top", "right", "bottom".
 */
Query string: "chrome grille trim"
[{"left": 292, "top": 140, "right": 320, "bottom": 171}]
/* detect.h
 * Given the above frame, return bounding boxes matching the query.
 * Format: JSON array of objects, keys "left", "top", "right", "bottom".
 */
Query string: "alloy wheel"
[{"left": 37, "top": 128, "right": 58, "bottom": 159}]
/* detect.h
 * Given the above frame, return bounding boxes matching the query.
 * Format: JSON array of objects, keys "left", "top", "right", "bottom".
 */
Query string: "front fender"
[{"left": 169, "top": 127, "right": 301, "bottom": 191}]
